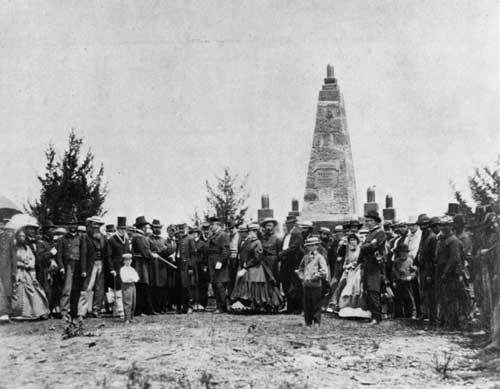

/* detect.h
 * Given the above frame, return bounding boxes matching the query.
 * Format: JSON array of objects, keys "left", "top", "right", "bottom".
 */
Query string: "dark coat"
[
  {"left": 436, "top": 232, "right": 463, "bottom": 279},
  {"left": 240, "top": 236, "right": 263, "bottom": 269},
  {"left": 176, "top": 235, "right": 193, "bottom": 287},
  {"left": 417, "top": 229, "right": 437, "bottom": 281},
  {"left": 82, "top": 233, "right": 108, "bottom": 275},
  {"left": 149, "top": 234, "right": 173, "bottom": 288},
  {"left": 132, "top": 231, "right": 154, "bottom": 285},
  {"left": 107, "top": 234, "right": 131, "bottom": 272},
  {"left": 358, "top": 226, "right": 386, "bottom": 292},
  {"left": 279, "top": 225, "right": 304, "bottom": 282},
  {"left": 207, "top": 229, "right": 231, "bottom": 283},
  {"left": 33, "top": 239, "right": 53, "bottom": 293},
  {"left": 56, "top": 232, "right": 86, "bottom": 269}
]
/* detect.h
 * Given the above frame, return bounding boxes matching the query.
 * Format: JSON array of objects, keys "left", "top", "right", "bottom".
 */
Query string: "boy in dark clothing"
[{"left": 392, "top": 244, "right": 417, "bottom": 319}]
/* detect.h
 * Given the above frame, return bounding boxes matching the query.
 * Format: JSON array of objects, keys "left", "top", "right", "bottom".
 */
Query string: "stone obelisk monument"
[{"left": 301, "top": 64, "right": 358, "bottom": 225}]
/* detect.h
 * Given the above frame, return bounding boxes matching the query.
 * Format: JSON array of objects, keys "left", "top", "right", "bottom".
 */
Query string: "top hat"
[
  {"left": 364, "top": 210, "right": 381, "bottom": 223},
  {"left": 151, "top": 219, "right": 164, "bottom": 228},
  {"left": 261, "top": 217, "right": 278, "bottom": 227},
  {"left": 447, "top": 203, "right": 460, "bottom": 216},
  {"left": 117, "top": 217, "right": 127, "bottom": 228},
  {"left": 134, "top": 216, "right": 150, "bottom": 227}
]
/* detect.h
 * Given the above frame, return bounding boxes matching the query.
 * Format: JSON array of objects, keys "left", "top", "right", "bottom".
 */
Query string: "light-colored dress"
[
  {"left": 11, "top": 245, "right": 50, "bottom": 320},
  {"left": 333, "top": 246, "right": 372, "bottom": 319}
]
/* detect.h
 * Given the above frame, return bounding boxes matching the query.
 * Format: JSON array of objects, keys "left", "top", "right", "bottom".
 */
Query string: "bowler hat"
[
  {"left": 416, "top": 214, "right": 431, "bottom": 226},
  {"left": 134, "top": 216, "right": 150, "bottom": 227},
  {"left": 349, "top": 219, "right": 363, "bottom": 228},
  {"left": 304, "top": 236, "right": 321, "bottom": 246},
  {"left": 117, "top": 217, "right": 127, "bottom": 228},
  {"left": 151, "top": 219, "right": 163, "bottom": 228},
  {"left": 207, "top": 216, "right": 220, "bottom": 223},
  {"left": 261, "top": 217, "right": 278, "bottom": 227},
  {"left": 106, "top": 224, "right": 115, "bottom": 233},
  {"left": 364, "top": 210, "right": 381, "bottom": 223}
]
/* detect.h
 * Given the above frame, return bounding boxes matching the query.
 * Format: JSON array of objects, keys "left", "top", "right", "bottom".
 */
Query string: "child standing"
[
  {"left": 391, "top": 244, "right": 417, "bottom": 319},
  {"left": 120, "top": 253, "right": 139, "bottom": 323},
  {"left": 296, "top": 237, "right": 328, "bottom": 327}
]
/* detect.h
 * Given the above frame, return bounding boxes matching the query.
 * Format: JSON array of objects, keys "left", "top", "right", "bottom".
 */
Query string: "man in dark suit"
[
  {"left": 279, "top": 216, "right": 305, "bottom": 313},
  {"left": 358, "top": 211, "right": 386, "bottom": 324},
  {"left": 106, "top": 216, "right": 131, "bottom": 318},
  {"left": 131, "top": 216, "right": 159, "bottom": 316},
  {"left": 207, "top": 217, "right": 231, "bottom": 313}
]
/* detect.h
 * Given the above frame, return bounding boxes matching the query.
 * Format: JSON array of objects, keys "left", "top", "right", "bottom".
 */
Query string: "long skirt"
[
  {"left": 230, "top": 265, "right": 282, "bottom": 311},
  {"left": 11, "top": 269, "right": 50, "bottom": 320},
  {"left": 336, "top": 265, "right": 371, "bottom": 319}
]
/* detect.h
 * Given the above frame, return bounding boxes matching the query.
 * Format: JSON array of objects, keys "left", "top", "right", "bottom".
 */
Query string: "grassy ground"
[{"left": 0, "top": 313, "right": 499, "bottom": 388}]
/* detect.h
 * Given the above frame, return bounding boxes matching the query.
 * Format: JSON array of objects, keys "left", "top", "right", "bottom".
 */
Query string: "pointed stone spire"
[{"left": 301, "top": 65, "right": 358, "bottom": 223}]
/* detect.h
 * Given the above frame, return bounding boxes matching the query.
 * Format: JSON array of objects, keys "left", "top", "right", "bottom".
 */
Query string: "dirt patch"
[{"left": 0, "top": 314, "right": 499, "bottom": 388}]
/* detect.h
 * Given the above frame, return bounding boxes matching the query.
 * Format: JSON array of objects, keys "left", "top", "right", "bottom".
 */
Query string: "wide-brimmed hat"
[
  {"left": 348, "top": 219, "right": 363, "bottom": 228},
  {"left": 87, "top": 216, "right": 105, "bottom": 226},
  {"left": 429, "top": 216, "right": 440, "bottom": 226},
  {"left": 189, "top": 226, "right": 201, "bottom": 233},
  {"left": 298, "top": 220, "right": 313, "bottom": 228},
  {"left": 134, "top": 216, "right": 150, "bottom": 227},
  {"left": 53, "top": 227, "right": 67, "bottom": 235},
  {"left": 319, "top": 227, "right": 331, "bottom": 234},
  {"left": 416, "top": 214, "right": 431, "bottom": 226},
  {"left": 304, "top": 236, "right": 321, "bottom": 246},
  {"left": 247, "top": 223, "right": 260, "bottom": 231},
  {"left": 364, "top": 210, "right": 381, "bottom": 223},
  {"left": 117, "top": 217, "right": 127, "bottom": 228},
  {"left": 261, "top": 217, "right": 278, "bottom": 227},
  {"left": 151, "top": 219, "right": 163, "bottom": 228},
  {"left": 439, "top": 215, "right": 454, "bottom": 225}
]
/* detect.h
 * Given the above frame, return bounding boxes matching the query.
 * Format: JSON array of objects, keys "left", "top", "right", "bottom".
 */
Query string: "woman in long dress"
[
  {"left": 10, "top": 229, "right": 50, "bottom": 320},
  {"left": 230, "top": 224, "right": 283, "bottom": 313},
  {"left": 330, "top": 234, "right": 371, "bottom": 319}
]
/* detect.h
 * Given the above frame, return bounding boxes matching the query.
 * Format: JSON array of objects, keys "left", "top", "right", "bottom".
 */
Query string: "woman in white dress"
[{"left": 330, "top": 234, "right": 371, "bottom": 319}]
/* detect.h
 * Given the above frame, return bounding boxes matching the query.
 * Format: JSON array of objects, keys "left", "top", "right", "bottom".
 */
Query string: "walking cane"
[{"left": 112, "top": 273, "right": 118, "bottom": 316}]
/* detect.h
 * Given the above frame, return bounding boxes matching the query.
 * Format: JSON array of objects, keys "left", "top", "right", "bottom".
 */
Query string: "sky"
[{"left": 0, "top": 0, "right": 498, "bottom": 226}]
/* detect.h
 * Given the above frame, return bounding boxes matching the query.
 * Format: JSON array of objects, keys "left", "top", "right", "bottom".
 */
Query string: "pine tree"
[
  {"left": 27, "top": 130, "right": 108, "bottom": 226},
  {"left": 453, "top": 155, "right": 500, "bottom": 214},
  {"left": 205, "top": 169, "right": 249, "bottom": 226}
]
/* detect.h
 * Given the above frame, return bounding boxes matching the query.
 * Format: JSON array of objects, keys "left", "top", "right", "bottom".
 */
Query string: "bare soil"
[{"left": 0, "top": 313, "right": 499, "bottom": 388}]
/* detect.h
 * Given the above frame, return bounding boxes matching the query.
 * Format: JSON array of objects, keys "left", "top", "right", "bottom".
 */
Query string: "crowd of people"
[{"left": 0, "top": 207, "right": 498, "bottom": 344}]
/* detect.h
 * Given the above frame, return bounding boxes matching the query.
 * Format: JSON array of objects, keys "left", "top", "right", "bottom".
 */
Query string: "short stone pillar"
[
  {"left": 257, "top": 194, "right": 274, "bottom": 224},
  {"left": 383, "top": 194, "right": 396, "bottom": 222},
  {"left": 364, "top": 186, "right": 379, "bottom": 215}
]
